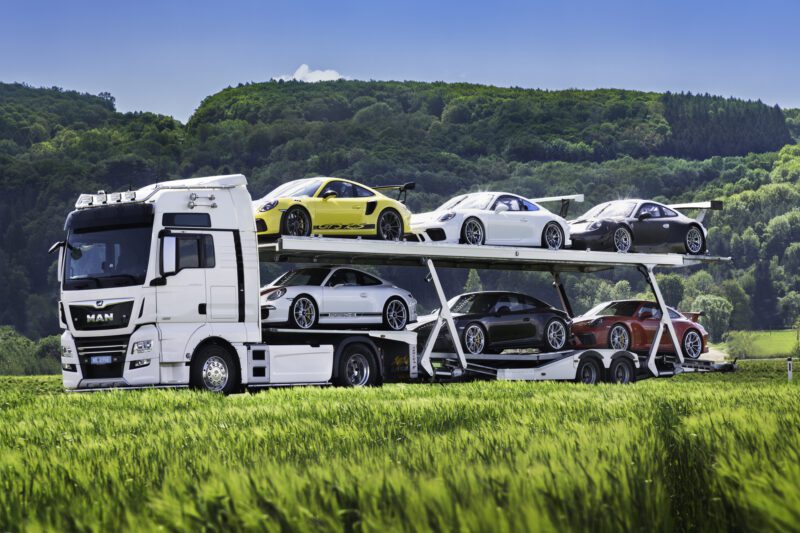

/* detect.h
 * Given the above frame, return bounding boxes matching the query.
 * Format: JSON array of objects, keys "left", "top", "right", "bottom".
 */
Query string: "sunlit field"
[{"left": 1, "top": 360, "right": 798, "bottom": 531}]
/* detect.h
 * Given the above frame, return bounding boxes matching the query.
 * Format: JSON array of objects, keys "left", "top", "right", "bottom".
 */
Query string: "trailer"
[{"left": 54, "top": 174, "right": 730, "bottom": 393}]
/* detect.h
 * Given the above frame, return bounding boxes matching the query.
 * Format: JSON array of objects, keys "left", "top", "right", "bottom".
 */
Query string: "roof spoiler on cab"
[{"left": 530, "top": 194, "right": 585, "bottom": 218}]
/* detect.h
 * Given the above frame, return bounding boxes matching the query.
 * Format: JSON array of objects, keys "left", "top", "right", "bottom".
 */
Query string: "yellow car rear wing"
[
  {"left": 373, "top": 182, "right": 416, "bottom": 203},
  {"left": 529, "top": 194, "right": 585, "bottom": 218}
]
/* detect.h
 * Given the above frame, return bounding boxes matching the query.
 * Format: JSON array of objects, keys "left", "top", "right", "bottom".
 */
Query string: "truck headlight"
[
  {"left": 132, "top": 340, "right": 153, "bottom": 354},
  {"left": 438, "top": 212, "right": 456, "bottom": 222},
  {"left": 62, "top": 345, "right": 73, "bottom": 356},
  {"left": 259, "top": 200, "right": 278, "bottom": 212},
  {"left": 267, "top": 288, "right": 287, "bottom": 301}
]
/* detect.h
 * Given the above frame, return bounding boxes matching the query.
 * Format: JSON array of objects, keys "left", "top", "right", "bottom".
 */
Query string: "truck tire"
[
  {"left": 334, "top": 343, "right": 378, "bottom": 387},
  {"left": 575, "top": 357, "right": 601, "bottom": 385},
  {"left": 608, "top": 357, "right": 634, "bottom": 384},
  {"left": 190, "top": 343, "right": 240, "bottom": 394}
]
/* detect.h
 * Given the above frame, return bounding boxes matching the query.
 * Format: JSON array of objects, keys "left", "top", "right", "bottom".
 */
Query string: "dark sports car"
[
  {"left": 571, "top": 300, "right": 709, "bottom": 359},
  {"left": 409, "top": 291, "right": 571, "bottom": 355},
  {"left": 569, "top": 199, "right": 709, "bottom": 254}
]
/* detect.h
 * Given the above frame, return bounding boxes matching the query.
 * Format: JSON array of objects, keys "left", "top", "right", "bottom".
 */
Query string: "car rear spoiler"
[
  {"left": 681, "top": 310, "right": 704, "bottom": 322},
  {"left": 667, "top": 200, "right": 723, "bottom": 224},
  {"left": 373, "top": 182, "right": 416, "bottom": 203},
  {"left": 529, "top": 194, "right": 585, "bottom": 218}
]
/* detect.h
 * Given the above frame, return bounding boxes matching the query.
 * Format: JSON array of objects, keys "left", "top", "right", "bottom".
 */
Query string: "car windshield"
[
  {"left": 437, "top": 195, "right": 467, "bottom": 211},
  {"left": 271, "top": 268, "right": 330, "bottom": 287},
  {"left": 264, "top": 178, "right": 323, "bottom": 200},
  {"left": 587, "top": 201, "right": 637, "bottom": 219},
  {"left": 449, "top": 293, "right": 501, "bottom": 314},
  {"left": 63, "top": 226, "right": 152, "bottom": 290},
  {"left": 586, "top": 301, "right": 641, "bottom": 317}
]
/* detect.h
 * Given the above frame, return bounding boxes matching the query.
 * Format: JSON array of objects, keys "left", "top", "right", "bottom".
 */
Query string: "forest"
[{"left": 1, "top": 80, "right": 798, "bottom": 366}]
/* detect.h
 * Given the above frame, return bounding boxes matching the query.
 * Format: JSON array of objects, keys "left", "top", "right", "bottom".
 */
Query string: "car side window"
[
  {"left": 521, "top": 199, "right": 540, "bottom": 212},
  {"left": 327, "top": 269, "right": 359, "bottom": 286},
  {"left": 358, "top": 272, "right": 382, "bottom": 286},
  {"left": 661, "top": 206, "right": 678, "bottom": 217},
  {"left": 668, "top": 308, "right": 681, "bottom": 319},
  {"left": 493, "top": 294, "right": 520, "bottom": 312},
  {"left": 320, "top": 180, "right": 353, "bottom": 198},
  {"left": 494, "top": 195, "right": 523, "bottom": 211},
  {"left": 638, "top": 304, "right": 661, "bottom": 320},
  {"left": 353, "top": 185, "right": 374, "bottom": 198},
  {"left": 637, "top": 203, "right": 661, "bottom": 218}
]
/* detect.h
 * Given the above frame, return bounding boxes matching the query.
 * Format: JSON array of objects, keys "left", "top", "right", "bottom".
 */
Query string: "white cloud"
[{"left": 276, "top": 64, "right": 343, "bottom": 83}]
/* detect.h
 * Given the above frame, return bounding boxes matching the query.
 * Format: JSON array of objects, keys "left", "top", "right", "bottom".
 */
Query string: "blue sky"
[{"left": 2, "top": 0, "right": 797, "bottom": 122}]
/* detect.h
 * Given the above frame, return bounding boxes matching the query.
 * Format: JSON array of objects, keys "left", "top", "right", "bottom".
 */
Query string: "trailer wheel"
[
  {"left": 608, "top": 357, "right": 635, "bottom": 384},
  {"left": 575, "top": 357, "right": 601, "bottom": 385},
  {"left": 190, "top": 343, "right": 240, "bottom": 394},
  {"left": 335, "top": 343, "right": 378, "bottom": 387}
]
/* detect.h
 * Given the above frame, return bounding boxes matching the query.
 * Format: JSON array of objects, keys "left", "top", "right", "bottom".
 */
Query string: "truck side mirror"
[{"left": 162, "top": 236, "right": 178, "bottom": 275}]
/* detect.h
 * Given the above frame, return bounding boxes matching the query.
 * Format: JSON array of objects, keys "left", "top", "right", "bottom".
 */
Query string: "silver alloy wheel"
[
  {"left": 284, "top": 209, "right": 308, "bottom": 236},
  {"left": 613, "top": 227, "right": 632, "bottom": 253},
  {"left": 292, "top": 297, "right": 316, "bottom": 329},
  {"left": 344, "top": 352, "right": 371, "bottom": 386},
  {"left": 464, "top": 324, "right": 485, "bottom": 354},
  {"left": 686, "top": 227, "right": 703, "bottom": 254},
  {"left": 378, "top": 211, "right": 402, "bottom": 241},
  {"left": 201, "top": 355, "right": 229, "bottom": 392},
  {"left": 580, "top": 361, "right": 598, "bottom": 384},
  {"left": 544, "top": 223, "right": 564, "bottom": 250},
  {"left": 609, "top": 325, "right": 630, "bottom": 350},
  {"left": 613, "top": 360, "right": 631, "bottom": 383},
  {"left": 463, "top": 219, "right": 484, "bottom": 245},
  {"left": 546, "top": 320, "right": 567, "bottom": 350},
  {"left": 684, "top": 330, "right": 703, "bottom": 359},
  {"left": 385, "top": 299, "right": 408, "bottom": 330}
]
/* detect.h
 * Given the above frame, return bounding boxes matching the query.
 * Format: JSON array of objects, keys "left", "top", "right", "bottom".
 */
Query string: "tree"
[
  {"left": 656, "top": 273, "right": 684, "bottom": 307},
  {"left": 779, "top": 291, "right": 800, "bottom": 328},
  {"left": 693, "top": 294, "right": 733, "bottom": 342},
  {"left": 464, "top": 269, "right": 483, "bottom": 293},
  {"left": 719, "top": 280, "right": 753, "bottom": 330}
]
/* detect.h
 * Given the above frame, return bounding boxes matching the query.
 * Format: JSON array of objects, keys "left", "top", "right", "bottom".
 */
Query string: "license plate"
[{"left": 91, "top": 355, "right": 113, "bottom": 365}]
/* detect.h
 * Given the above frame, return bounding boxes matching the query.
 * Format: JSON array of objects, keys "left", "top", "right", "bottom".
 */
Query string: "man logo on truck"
[{"left": 86, "top": 313, "right": 114, "bottom": 323}]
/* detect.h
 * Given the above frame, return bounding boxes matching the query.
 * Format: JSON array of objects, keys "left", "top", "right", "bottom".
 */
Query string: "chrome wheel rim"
[
  {"left": 614, "top": 361, "right": 631, "bottom": 383},
  {"left": 580, "top": 362, "right": 597, "bottom": 384},
  {"left": 684, "top": 331, "right": 702, "bottom": 359},
  {"left": 464, "top": 219, "right": 484, "bottom": 245},
  {"left": 293, "top": 297, "right": 315, "bottom": 329},
  {"left": 202, "top": 356, "right": 229, "bottom": 392},
  {"left": 546, "top": 320, "right": 566, "bottom": 350},
  {"left": 285, "top": 210, "right": 308, "bottom": 236},
  {"left": 345, "top": 352, "right": 370, "bottom": 386},
  {"left": 614, "top": 227, "right": 631, "bottom": 253},
  {"left": 464, "top": 324, "right": 485, "bottom": 354},
  {"left": 386, "top": 299, "right": 407, "bottom": 330},
  {"left": 686, "top": 227, "right": 703, "bottom": 254},
  {"left": 609, "top": 325, "right": 629, "bottom": 350},
  {"left": 544, "top": 223, "right": 563, "bottom": 250},
  {"left": 379, "top": 211, "right": 402, "bottom": 241}
]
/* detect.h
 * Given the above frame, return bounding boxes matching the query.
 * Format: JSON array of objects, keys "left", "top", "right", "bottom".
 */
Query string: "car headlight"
[
  {"left": 267, "top": 288, "right": 287, "bottom": 301},
  {"left": 438, "top": 212, "right": 456, "bottom": 222},
  {"left": 259, "top": 200, "right": 278, "bottom": 212},
  {"left": 132, "top": 340, "right": 153, "bottom": 354},
  {"left": 587, "top": 220, "right": 603, "bottom": 231}
]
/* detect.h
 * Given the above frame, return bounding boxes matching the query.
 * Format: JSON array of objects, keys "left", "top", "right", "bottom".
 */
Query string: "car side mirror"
[
  {"left": 162, "top": 236, "right": 177, "bottom": 275},
  {"left": 638, "top": 212, "right": 652, "bottom": 221},
  {"left": 322, "top": 190, "right": 337, "bottom": 200},
  {"left": 495, "top": 203, "right": 509, "bottom": 213}
]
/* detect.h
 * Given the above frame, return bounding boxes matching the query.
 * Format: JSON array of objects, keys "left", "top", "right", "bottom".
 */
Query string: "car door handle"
[
  {"left": 523, "top": 317, "right": 531, "bottom": 322},
  {"left": 360, "top": 292, "right": 367, "bottom": 298},
  {"left": 352, "top": 205, "right": 361, "bottom": 210},
  {"left": 662, "top": 223, "right": 669, "bottom": 228}
]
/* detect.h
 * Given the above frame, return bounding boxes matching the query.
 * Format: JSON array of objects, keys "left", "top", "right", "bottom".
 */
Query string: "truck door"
[{"left": 156, "top": 232, "right": 215, "bottom": 326}]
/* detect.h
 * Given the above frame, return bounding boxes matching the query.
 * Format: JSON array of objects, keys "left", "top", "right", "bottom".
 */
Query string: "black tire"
[
  {"left": 462, "top": 322, "right": 487, "bottom": 355},
  {"left": 541, "top": 222, "right": 565, "bottom": 250},
  {"left": 289, "top": 294, "right": 318, "bottom": 329},
  {"left": 575, "top": 357, "right": 602, "bottom": 385},
  {"left": 281, "top": 206, "right": 311, "bottom": 237},
  {"left": 613, "top": 225, "right": 633, "bottom": 253},
  {"left": 460, "top": 217, "right": 485, "bottom": 245},
  {"left": 377, "top": 209, "right": 404, "bottom": 241},
  {"left": 189, "top": 343, "right": 240, "bottom": 394},
  {"left": 383, "top": 297, "right": 409, "bottom": 331},
  {"left": 334, "top": 343, "right": 378, "bottom": 387},
  {"left": 543, "top": 317, "right": 568, "bottom": 351},
  {"left": 684, "top": 225, "right": 705, "bottom": 255},
  {"left": 607, "top": 323, "right": 631, "bottom": 350},
  {"left": 607, "top": 357, "right": 635, "bottom": 384},
  {"left": 682, "top": 329, "right": 704, "bottom": 359}
]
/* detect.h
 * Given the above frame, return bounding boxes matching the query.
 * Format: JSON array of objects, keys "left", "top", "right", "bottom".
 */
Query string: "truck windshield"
[{"left": 63, "top": 226, "right": 152, "bottom": 290}]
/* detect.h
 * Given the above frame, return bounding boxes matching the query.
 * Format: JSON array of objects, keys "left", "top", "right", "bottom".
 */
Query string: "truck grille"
[
  {"left": 70, "top": 301, "right": 134, "bottom": 330},
  {"left": 74, "top": 335, "right": 130, "bottom": 379}
]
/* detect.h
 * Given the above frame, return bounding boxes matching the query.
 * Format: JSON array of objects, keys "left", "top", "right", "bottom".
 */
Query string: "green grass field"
[
  {"left": 1, "top": 361, "right": 798, "bottom": 532},
  {"left": 714, "top": 329, "right": 799, "bottom": 359}
]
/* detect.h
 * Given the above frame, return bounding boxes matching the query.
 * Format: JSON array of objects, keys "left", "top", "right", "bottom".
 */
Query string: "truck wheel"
[
  {"left": 608, "top": 357, "right": 634, "bottom": 384},
  {"left": 190, "top": 343, "right": 240, "bottom": 394},
  {"left": 335, "top": 343, "right": 378, "bottom": 387},
  {"left": 289, "top": 295, "right": 317, "bottom": 329},
  {"left": 575, "top": 357, "right": 601, "bottom": 384}
]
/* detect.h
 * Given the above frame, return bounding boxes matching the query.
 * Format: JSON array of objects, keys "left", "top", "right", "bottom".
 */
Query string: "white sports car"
[
  {"left": 260, "top": 266, "right": 418, "bottom": 331},
  {"left": 410, "top": 192, "right": 572, "bottom": 249}
]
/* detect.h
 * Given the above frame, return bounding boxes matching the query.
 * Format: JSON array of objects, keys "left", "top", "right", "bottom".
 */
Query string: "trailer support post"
[
  {"left": 419, "top": 258, "right": 467, "bottom": 376},
  {"left": 551, "top": 272, "right": 573, "bottom": 318},
  {"left": 643, "top": 265, "right": 684, "bottom": 376}
]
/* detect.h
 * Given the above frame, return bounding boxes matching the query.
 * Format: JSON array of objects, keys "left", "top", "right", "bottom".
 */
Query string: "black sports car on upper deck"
[
  {"left": 568, "top": 199, "right": 708, "bottom": 254},
  {"left": 409, "top": 291, "right": 570, "bottom": 355}
]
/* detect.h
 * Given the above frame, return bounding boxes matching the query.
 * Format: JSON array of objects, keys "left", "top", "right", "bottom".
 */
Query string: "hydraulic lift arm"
[{"left": 419, "top": 258, "right": 467, "bottom": 376}]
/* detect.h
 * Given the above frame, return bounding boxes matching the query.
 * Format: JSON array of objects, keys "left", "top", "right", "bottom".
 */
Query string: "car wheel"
[
  {"left": 608, "top": 323, "right": 631, "bottom": 350},
  {"left": 190, "top": 343, "right": 240, "bottom": 394},
  {"left": 334, "top": 343, "right": 378, "bottom": 387},
  {"left": 685, "top": 226, "right": 705, "bottom": 255},
  {"left": 281, "top": 207, "right": 311, "bottom": 237},
  {"left": 683, "top": 329, "right": 703, "bottom": 359},
  {"left": 608, "top": 357, "right": 634, "bottom": 384},
  {"left": 460, "top": 217, "right": 485, "bottom": 245},
  {"left": 377, "top": 209, "right": 403, "bottom": 241},
  {"left": 541, "top": 222, "right": 565, "bottom": 250},
  {"left": 575, "top": 357, "right": 601, "bottom": 384},
  {"left": 613, "top": 226, "right": 632, "bottom": 253},
  {"left": 289, "top": 295, "right": 317, "bottom": 329},
  {"left": 544, "top": 318, "right": 568, "bottom": 351},
  {"left": 462, "top": 322, "right": 486, "bottom": 355},
  {"left": 383, "top": 297, "right": 409, "bottom": 331}
]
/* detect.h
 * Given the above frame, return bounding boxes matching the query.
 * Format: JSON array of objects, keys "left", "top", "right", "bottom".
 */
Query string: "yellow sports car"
[{"left": 253, "top": 177, "right": 414, "bottom": 242}]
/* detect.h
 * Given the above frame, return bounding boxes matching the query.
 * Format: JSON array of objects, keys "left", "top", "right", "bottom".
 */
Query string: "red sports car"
[{"left": 571, "top": 300, "right": 708, "bottom": 359}]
